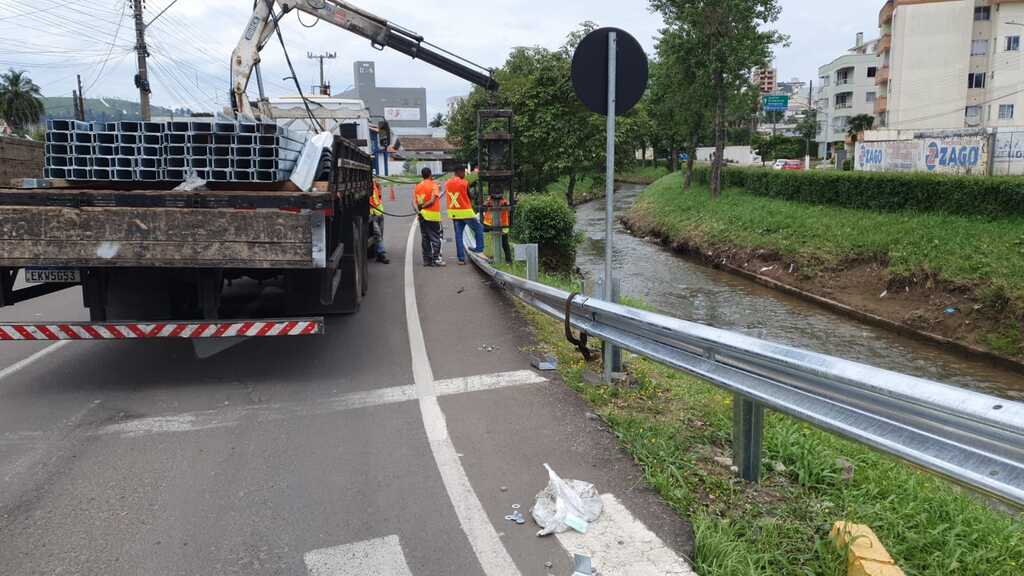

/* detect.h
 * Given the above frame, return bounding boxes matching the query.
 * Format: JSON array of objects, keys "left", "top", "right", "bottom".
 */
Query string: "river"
[{"left": 574, "top": 184, "right": 1024, "bottom": 400}]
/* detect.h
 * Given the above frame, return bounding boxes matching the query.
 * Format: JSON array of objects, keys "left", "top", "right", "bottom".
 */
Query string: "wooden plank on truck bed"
[{"left": 0, "top": 206, "right": 321, "bottom": 269}]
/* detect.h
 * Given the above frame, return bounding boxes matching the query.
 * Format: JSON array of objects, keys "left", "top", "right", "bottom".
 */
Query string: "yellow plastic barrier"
[{"left": 831, "top": 522, "right": 906, "bottom": 576}]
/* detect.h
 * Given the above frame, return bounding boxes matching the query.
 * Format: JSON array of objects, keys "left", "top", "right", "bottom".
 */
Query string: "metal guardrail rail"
[{"left": 467, "top": 250, "right": 1024, "bottom": 508}]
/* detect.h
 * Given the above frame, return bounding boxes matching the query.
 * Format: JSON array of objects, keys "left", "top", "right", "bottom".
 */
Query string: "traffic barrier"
[
  {"left": 0, "top": 319, "right": 323, "bottom": 340},
  {"left": 466, "top": 242, "right": 1024, "bottom": 508}
]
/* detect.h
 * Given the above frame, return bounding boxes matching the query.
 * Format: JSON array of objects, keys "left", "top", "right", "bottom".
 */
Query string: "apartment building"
[
  {"left": 815, "top": 34, "right": 881, "bottom": 157},
  {"left": 753, "top": 66, "right": 778, "bottom": 94},
  {"left": 878, "top": 0, "right": 1024, "bottom": 130}
]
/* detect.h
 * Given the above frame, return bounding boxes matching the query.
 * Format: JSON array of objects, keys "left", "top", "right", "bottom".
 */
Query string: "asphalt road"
[{"left": 0, "top": 185, "right": 694, "bottom": 575}]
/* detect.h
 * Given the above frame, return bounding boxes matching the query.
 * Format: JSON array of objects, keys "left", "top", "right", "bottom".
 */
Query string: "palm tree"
[
  {"left": 846, "top": 113, "right": 875, "bottom": 144},
  {"left": 0, "top": 69, "right": 45, "bottom": 134}
]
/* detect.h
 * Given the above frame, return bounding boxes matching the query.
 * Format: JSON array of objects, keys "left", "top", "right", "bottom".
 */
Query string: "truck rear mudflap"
[{"left": 0, "top": 318, "right": 324, "bottom": 341}]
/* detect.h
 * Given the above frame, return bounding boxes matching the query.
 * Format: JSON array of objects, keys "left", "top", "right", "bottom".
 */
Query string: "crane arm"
[{"left": 231, "top": 0, "right": 498, "bottom": 118}]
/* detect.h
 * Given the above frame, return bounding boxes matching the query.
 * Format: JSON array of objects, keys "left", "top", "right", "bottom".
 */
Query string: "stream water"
[{"left": 574, "top": 184, "right": 1023, "bottom": 400}]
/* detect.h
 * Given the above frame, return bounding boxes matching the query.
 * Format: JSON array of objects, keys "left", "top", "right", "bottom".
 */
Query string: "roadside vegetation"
[
  {"left": 492, "top": 261, "right": 1024, "bottom": 576},
  {"left": 625, "top": 171, "right": 1024, "bottom": 358}
]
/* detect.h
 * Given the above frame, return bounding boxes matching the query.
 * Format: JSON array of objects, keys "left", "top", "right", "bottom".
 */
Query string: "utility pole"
[
  {"left": 307, "top": 52, "right": 337, "bottom": 96},
  {"left": 75, "top": 74, "right": 86, "bottom": 122},
  {"left": 132, "top": 0, "right": 152, "bottom": 121},
  {"left": 805, "top": 79, "right": 813, "bottom": 170}
]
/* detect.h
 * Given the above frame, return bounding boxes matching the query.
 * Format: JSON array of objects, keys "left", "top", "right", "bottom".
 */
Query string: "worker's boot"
[{"left": 376, "top": 252, "right": 390, "bottom": 264}]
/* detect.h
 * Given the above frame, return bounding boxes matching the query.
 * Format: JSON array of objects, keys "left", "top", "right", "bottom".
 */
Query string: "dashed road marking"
[
  {"left": 404, "top": 220, "right": 522, "bottom": 576},
  {"left": 304, "top": 535, "right": 414, "bottom": 576},
  {"left": 555, "top": 494, "right": 696, "bottom": 575}
]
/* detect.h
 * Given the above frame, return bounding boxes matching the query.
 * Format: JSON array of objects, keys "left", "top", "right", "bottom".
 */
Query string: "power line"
[{"left": 85, "top": 0, "right": 130, "bottom": 93}]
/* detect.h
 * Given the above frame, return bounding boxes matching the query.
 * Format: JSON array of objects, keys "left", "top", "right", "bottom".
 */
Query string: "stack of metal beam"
[{"left": 44, "top": 119, "right": 304, "bottom": 183}]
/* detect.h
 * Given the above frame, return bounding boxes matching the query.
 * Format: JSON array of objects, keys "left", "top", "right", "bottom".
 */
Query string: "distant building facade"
[
  {"left": 815, "top": 33, "right": 881, "bottom": 157},
  {"left": 753, "top": 66, "right": 778, "bottom": 94},
  {"left": 877, "top": 0, "right": 1024, "bottom": 131},
  {"left": 336, "top": 61, "right": 428, "bottom": 129}
]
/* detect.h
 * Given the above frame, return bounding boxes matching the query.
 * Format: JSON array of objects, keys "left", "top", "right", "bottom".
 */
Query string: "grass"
[
  {"left": 616, "top": 165, "right": 670, "bottom": 184},
  {"left": 502, "top": 263, "right": 1024, "bottom": 575}
]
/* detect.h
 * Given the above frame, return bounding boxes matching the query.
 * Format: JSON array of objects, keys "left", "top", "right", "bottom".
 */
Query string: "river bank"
[{"left": 622, "top": 172, "right": 1024, "bottom": 368}]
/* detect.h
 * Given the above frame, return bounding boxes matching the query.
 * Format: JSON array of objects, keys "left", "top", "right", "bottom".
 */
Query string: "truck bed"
[{"left": 0, "top": 185, "right": 332, "bottom": 269}]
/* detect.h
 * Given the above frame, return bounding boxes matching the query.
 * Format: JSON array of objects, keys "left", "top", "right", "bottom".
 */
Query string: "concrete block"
[{"left": 831, "top": 522, "right": 905, "bottom": 576}]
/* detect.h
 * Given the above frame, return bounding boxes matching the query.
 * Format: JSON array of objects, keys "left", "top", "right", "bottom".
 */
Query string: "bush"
[
  {"left": 689, "top": 166, "right": 1024, "bottom": 218},
  {"left": 512, "top": 193, "right": 578, "bottom": 271}
]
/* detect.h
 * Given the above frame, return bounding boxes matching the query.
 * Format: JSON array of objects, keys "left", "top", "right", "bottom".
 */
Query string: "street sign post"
[
  {"left": 762, "top": 94, "right": 789, "bottom": 112},
  {"left": 572, "top": 27, "right": 648, "bottom": 384}
]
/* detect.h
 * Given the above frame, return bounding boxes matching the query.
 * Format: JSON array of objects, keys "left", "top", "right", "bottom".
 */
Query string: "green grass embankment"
[
  {"left": 494, "top": 261, "right": 1024, "bottom": 576},
  {"left": 624, "top": 172, "right": 1024, "bottom": 357}
]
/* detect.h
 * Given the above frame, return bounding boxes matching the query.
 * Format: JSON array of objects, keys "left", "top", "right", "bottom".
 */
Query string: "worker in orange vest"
[
  {"left": 445, "top": 165, "right": 485, "bottom": 265},
  {"left": 369, "top": 180, "right": 390, "bottom": 264},
  {"left": 482, "top": 195, "right": 512, "bottom": 263},
  {"left": 414, "top": 167, "right": 444, "bottom": 267}
]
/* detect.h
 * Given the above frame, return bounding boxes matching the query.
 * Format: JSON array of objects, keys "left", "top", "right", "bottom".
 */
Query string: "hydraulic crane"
[{"left": 231, "top": 0, "right": 499, "bottom": 119}]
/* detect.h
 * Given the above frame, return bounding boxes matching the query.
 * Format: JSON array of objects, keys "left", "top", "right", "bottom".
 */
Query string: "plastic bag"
[
  {"left": 530, "top": 463, "right": 603, "bottom": 536},
  {"left": 172, "top": 169, "right": 207, "bottom": 192}
]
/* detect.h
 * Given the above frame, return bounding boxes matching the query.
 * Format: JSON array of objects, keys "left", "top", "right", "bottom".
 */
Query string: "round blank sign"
[{"left": 571, "top": 27, "right": 649, "bottom": 116}]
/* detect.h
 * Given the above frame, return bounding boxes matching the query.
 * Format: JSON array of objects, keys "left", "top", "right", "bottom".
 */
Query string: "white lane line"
[
  {"left": 435, "top": 370, "right": 547, "bottom": 396},
  {"left": 555, "top": 494, "right": 696, "bottom": 576},
  {"left": 305, "top": 535, "right": 414, "bottom": 576},
  {"left": 404, "top": 221, "right": 522, "bottom": 576},
  {"left": 0, "top": 341, "right": 69, "bottom": 382},
  {"left": 93, "top": 371, "right": 545, "bottom": 438}
]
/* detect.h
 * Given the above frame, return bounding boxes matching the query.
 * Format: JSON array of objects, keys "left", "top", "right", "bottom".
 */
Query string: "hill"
[{"left": 42, "top": 97, "right": 193, "bottom": 123}]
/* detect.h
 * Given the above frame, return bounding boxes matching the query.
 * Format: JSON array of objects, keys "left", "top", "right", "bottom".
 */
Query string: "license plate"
[{"left": 24, "top": 268, "right": 81, "bottom": 284}]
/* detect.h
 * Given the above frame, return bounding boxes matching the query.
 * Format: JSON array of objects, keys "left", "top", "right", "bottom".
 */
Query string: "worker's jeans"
[
  {"left": 419, "top": 219, "right": 442, "bottom": 264},
  {"left": 371, "top": 216, "right": 386, "bottom": 255},
  {"left": 454, "top": 218, "right": 485, "bottom": 262}
]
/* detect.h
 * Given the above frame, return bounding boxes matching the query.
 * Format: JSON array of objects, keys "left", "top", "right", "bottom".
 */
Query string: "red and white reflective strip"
[{"left": 0, "top": 319, "right": 323, "bottom": 341}]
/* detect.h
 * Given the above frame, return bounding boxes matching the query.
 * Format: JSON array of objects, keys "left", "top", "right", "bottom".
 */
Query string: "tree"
[
  {"left": 648, "top": 28, "right": 708, "bottom": 188},
  {"left": 651, "top": 0, "right": 787, "bottom": 199},
  {"left": 796, "top": 109, "right": 819, "bottom": 143},
  {"left": 846, "top": 113, "right": 874, "bottom": 143},
  {"left": 429, "top": 112, "right": 446, "bottom": 128},
  {"left": 0, "top": 69, "right": 45, "bottom": 134},
  {"left": 448, "top": 23, "right": 608, "bottom": 203}
]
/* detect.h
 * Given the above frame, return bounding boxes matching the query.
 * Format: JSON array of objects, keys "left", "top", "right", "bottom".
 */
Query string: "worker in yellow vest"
[
  {"left": 414, "top": 167, "right": 444, "bottom": 267},
  {"left": 369, "top": 181, "right": 389, "bottom": 264},
  {"left": 445, "top": 165, "right": 485, "bottom": 265},
  {"left": 482, "top": 195, "right": 512, "bottom": 263}
]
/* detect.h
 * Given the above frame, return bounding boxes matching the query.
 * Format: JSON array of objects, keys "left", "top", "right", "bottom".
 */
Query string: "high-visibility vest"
[
  {"left": 415, "top": 180, "right": 442, "bottom": 222},
  {"left": 370, "top": 182, "right": 384, "bottom": 217},
  {"left": 445, "top": 177, "right": 477, "bottom": 220},
  {"left": 483, "top": 198, "right": 510, "bottom": 232}
]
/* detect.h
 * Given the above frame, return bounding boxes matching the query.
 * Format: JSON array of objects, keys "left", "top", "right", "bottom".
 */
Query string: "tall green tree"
[
  {"left": 846, "top": 113, "right": 875, "bottom": 143},
  {"left": 0, "top": 69, "right": 44, "bottom": 133},
  {"left": 650, "top": 0, "right": 786, "bottom": 198},
  {"left": 429, "top": 112, "right": 446, "bottom": 128}
]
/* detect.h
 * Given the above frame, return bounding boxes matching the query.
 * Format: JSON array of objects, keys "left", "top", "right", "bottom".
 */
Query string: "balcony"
[
  {"left": 877, "top": 33, "right": 891, "bottom": 55},
  {"left": 874, "top": 96, "right": 888, "bottom": 114},
  {"left": 879, "top": 0, "right": 894, "bottom": 27},
  {"left": 875, "top": 66, "right": 890, "bottom": 85}
]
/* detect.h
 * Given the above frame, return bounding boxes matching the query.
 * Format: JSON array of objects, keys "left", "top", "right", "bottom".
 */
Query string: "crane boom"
[{"left": 231, "top": 0, "right": 498, "bottom": 118}]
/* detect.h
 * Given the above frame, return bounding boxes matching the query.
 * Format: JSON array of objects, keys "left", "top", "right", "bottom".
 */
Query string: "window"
[
  {"left": 971, "top": 39, "right": 989, "bottom": 56},
  {"left": 974, "top": 6, "right": 991, "bottom": 21},
  {"left": 965, "top": 105, "right": 982, "bottom": 121},
  {"left": 1007, "top": 36, "right": 1021, "bottom": 52},
  {"left": 866, "top": 92, "right": 877, "bottom": 103},
  {"left": 968, "top": 72, "right": 987, "bottom": 89},
  {"left": 867, "top": 66, "right": 878, "bottom": 78},
  {"left": 1000, "top": 104, "right": 1015, "bottom": 120}
]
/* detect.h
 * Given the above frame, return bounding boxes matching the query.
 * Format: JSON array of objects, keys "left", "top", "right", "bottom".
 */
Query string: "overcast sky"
[{"left": 0, "top": 0, "right": 879, "bottom": 118}]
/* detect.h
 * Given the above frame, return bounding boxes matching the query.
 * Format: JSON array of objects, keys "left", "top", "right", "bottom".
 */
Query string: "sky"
[{"left": 0, "top": 0, "right": 881, "bottom": 119}]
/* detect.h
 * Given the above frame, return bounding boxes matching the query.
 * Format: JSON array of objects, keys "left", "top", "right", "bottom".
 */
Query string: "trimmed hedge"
[
  {"left": 512, "top": 193, "right": 578, "bottom": 271},
  {"left": 688, "top": 165, "right": 1024, "bottom": 218}
]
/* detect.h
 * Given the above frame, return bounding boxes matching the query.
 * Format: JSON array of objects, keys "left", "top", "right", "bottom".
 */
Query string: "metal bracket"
[{"left": 564, "top": 293, "right": 593, "bottom": 361}]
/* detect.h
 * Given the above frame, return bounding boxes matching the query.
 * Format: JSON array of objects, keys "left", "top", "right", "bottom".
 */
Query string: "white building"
[
  {"left": 878, "top": 0, "right": 1024, "bottom": 131},
  {"left": 815, "top": 33, "right": 881, "bottom": 158}
]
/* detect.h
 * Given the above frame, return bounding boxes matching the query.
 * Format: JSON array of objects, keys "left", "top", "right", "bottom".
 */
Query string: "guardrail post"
[
  {"left": 597, "top": 276, "right": 623, "bottom": 382},
  {"left": 513, "top": 243, "right": 539, "bottom": 282},
  {"left": 733, "top": 394, "right": 764, "bottom": 482}
]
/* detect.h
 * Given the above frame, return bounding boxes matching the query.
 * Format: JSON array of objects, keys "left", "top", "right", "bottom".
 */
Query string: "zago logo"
[
  {"left": 925, "top": 142, "right": 981, "bottom": 171},
  {"left": 859, "top": 147, "right": 883, "bottom": 166}
]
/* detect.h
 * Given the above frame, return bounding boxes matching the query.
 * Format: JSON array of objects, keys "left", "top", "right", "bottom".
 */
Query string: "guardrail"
[{"left": 467, "top": 249, "right": 1024, "bottom": 508}]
